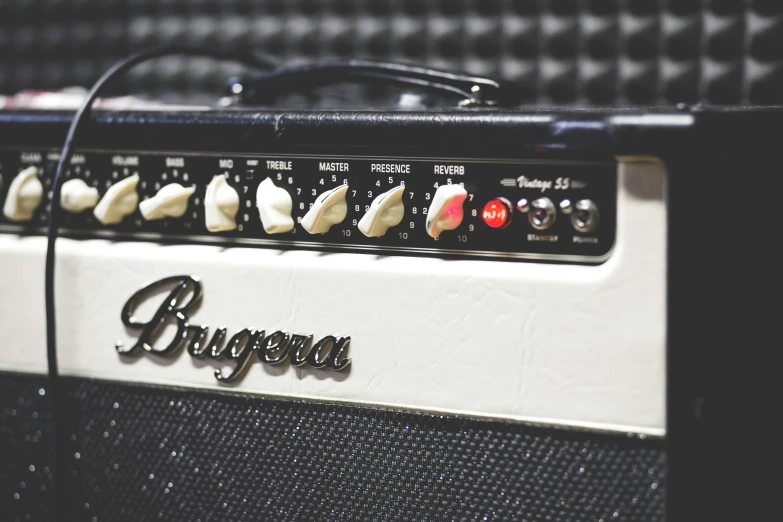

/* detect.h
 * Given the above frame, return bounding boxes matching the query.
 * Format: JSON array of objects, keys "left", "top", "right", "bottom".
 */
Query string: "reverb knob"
[
  {"left": 93, "top": 174, "right": 140, "bottom": 225},
  {"left": 425, "top": 184, "right": 467, "bottom": 239},
  {"left": 139, "top": 183, "right": 196, "bottom": 221},
  {"left": 204, "top": 174, "right": 239, "bottom": 232},
  {"left": 301, "top": 184, "right": 349, "bottom": 234},
  {"left": 358, "top": 185, "right": 405, "bottom": 237},
  {"left": 2, "top": 166, "right": 43, "bottom": 222},
  {"left": 256, "top": 177, "right": 294, "bottom": 234},
  {"left": 60, "top": 178, "right": 99, "bottom": 213}
]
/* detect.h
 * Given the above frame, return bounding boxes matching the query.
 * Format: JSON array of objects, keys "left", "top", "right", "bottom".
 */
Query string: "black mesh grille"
[
  {"left": 0, "top": 0, "right": 781, "bottom": 106},
  {"left": 0, "top": 372, "right": 57, "bottom": 522},
  {"left": 57, "top": 377, "right": 665, "bottom": 522}
]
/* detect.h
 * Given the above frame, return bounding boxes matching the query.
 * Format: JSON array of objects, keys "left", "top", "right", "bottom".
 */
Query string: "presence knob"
[
  {"left": 93, "top": 174, "right": 140, "bottom": 225},
  {"left": 139, "top": 183, "right": 196, "bottom": 221},
  {"left": 358, "top": 185, "right": 405, "bottom": 237},
  {"left": 256, "top": 177, "right": 294, "bottom": 234},
  {"left": 425, "top": 184, "right": 467, "bottom": 239},
  {"left": 60, "top": 178, "right": 99, "bottom": 213},
  {"left": 204, "top": 174, "right": 239, "bottom": 232},
  {"left": 529, "top": 197, "right": 556, "bottom": 230},
  {"left": 2, "top": 166, "right": 43, "bottom": 222},
  {"left": 301, "top": 184, "right": 349, "bottom": 234}
]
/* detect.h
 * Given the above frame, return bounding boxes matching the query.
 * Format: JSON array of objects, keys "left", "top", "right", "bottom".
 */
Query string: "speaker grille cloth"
[
  {"left": 0, "top": 373, "right": 57, "bottom": 522},
  {"left": 50, "top": 377, "right": 666, "bottom": 521}
]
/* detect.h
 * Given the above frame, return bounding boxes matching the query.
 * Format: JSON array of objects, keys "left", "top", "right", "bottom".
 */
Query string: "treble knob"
[
  {"left": 301, "top": 184, "right": 349, "bottom": 234},
  {"left": 358, "top": 185, "right": 405, "bottom": 237},
  {"left": 139, "top": 183, "right": 196, "bottom": 221},
  {"left": 256, "top": 177, "right": 294, "bottom": 234},
  {"left": 2, "top": 166, "right": 43, "bottom": 222}
]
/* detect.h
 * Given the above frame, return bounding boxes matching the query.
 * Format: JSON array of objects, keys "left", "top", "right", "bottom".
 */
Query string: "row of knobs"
[{"left": 1, "top": 167, "right": 469, "bottom": 239}]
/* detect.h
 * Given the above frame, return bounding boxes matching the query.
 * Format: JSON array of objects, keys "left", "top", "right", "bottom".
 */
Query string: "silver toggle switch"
[
  {"left": 571, "top": 199, "right": 600, "bottom": 233},
  {"left": 528, "top": 197, "right": 556, "bottom": 230}
]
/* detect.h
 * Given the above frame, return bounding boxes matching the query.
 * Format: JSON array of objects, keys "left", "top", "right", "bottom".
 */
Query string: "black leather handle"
[{"left": 223, "top": 59, "right": 521, "bottom": 107}]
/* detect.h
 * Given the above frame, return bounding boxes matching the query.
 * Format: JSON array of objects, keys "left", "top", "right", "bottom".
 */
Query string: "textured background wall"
[{"left": 0, "top": 1, "right": 781, "bottom": 105}]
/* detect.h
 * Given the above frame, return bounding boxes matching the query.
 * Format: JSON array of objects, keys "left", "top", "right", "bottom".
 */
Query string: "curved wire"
[{"left": 44, "top": 45, "right": 275, "bottom": 516}]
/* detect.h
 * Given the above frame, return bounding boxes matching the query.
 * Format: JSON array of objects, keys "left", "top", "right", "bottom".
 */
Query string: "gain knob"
[
  {"left": 60, "top": 178, "right": 99, "bottom": 213},
  {"left": 2, "top": 166, "right": 43, "bottom": 222},
  {"left": 301, "top": 184, "right": 349, "bottom": 234},
  {"left": 255, "top": 177, "right": 294, "bottom": 234},
  {"left": 425, "top": 184, "right": 467, "bottom": 239},
  {"left": 93, "top": 174, "right": 140, "bottom": 225},
  {"left": 358, "top": 185, "right": 405, "bottom": 237},
  {"left": 139, "top": 183, "right": 196, "bottom": 221},
  {"left": 204, "top": 174, "right": 240, "bottom": 232}
]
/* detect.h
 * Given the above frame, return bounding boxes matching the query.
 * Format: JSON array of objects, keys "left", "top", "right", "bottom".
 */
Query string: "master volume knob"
[{"left": 302, "top": 184, "right": 349, "bottom": 235}]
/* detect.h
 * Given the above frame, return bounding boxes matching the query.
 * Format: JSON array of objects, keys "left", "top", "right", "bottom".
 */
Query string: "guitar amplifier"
[{"left": 0, "top": 107, "right": 775, "bottom": 521}]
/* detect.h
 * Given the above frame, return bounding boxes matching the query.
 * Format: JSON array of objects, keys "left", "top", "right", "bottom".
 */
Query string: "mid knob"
[
  {"left": 204, "top": 174, "right": 239, "bottom": 232},
  {"left": 60, "top": 178, "right": 99, "bottom": 213},
  {"left": 425, "top": 184, "right": 467, "bottom": 239},
  {"left": 256, "top": 177, "right": 294, "bottom": 234},
  {"left": 2, "top": 166, "right": 43, "bottom": 222},
  {"left": 358, "top": 185, "right": 405, "bottom": 237},
  {"left": 139, "top": 183, "right": 196, "bottom": 221},
  {"left": 301, "top": 184, "right": 349, "bottom": 234},
  {"left": 93, "top": 174, "right": 140, "bottom": 225}
]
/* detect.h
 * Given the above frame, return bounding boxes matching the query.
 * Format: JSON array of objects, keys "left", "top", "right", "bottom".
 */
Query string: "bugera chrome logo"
[{"left": 115, "top": 275, "right": 351, "bottom": 383}]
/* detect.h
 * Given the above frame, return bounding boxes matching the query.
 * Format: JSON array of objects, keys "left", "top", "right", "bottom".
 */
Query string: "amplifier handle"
[{"left": 222, "top": 59, "right": 521, "bottom": 108}]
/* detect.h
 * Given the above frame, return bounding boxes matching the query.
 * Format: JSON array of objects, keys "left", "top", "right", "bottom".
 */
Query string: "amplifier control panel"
[{"left": 0, "top": 149, "right": 616, "bottom": 263}]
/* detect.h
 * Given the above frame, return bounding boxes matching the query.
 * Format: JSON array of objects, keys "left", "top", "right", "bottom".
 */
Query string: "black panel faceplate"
[{"left": 0, "top": 148, "right": 616, "bottom": 263}]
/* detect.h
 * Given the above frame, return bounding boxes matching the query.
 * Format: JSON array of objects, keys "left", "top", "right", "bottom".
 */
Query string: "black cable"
[{"left": 44, "top": 45, "right": 275, "bottom": 518}]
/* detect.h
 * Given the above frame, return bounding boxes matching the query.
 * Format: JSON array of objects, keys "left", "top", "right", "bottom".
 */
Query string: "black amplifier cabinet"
[{"left": 0, "top": 107, "right": 777, "bottom": 522}]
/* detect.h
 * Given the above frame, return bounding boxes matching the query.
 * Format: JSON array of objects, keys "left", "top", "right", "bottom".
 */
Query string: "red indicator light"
[{"left": 482, "top": 198, "right": 511, "bottom": 229}]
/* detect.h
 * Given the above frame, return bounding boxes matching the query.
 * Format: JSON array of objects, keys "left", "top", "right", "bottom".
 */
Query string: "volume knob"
[
  {"left": 301, "top": 184, "right": 349, "bottom": 234},
  {"left": 2, "top": 166, "right": 43, "bottom": 222},
  {"left": 60, "top": 178, "right": 99, "bottom": 213},
  {"left": 204, "top": 174, "right": 239, "bottom": 232},
  {"left": 358, "top": 185, "right": 405, "bottom": 237},
  {"left": 93, "top": 174, "right": 140, "bottom": 225}
]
